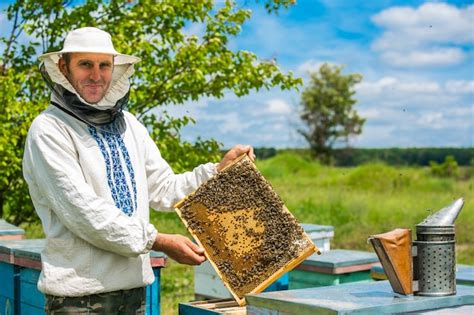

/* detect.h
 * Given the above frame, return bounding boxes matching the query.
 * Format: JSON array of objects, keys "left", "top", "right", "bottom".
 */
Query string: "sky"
[{"left": 1, "top": 0, "right": 473, "bottom": 149}]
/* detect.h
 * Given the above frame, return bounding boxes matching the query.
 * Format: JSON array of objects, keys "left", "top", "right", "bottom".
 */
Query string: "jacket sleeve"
[
  {"left": 144, "top": 135, "right": 218, "bottom": 212},
  {"left": 23, "top": 126, "right": 157, "bottom": 258}
]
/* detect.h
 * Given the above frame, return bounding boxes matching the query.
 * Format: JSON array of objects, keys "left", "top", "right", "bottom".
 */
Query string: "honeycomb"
[{"left": 175, "top": 154, "right": 317, "bottom": 304}]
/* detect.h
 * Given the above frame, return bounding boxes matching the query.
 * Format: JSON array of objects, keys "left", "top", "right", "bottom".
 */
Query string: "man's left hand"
[{"left": 217, "top": 144, "right": 255, "bottom": 172}]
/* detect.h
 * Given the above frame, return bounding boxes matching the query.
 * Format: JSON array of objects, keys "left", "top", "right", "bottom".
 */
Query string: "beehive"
[{"left": 174, "top": 154, "right": 317, "bottom": 305}]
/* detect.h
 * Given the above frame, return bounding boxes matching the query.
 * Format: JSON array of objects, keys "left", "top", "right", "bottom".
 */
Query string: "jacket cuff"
[
  {"left": 145, "top": 225, "right": 158, "bottom": 253},
  {"left": 200, "top": 162, "right": 219, "bottom": 179}
]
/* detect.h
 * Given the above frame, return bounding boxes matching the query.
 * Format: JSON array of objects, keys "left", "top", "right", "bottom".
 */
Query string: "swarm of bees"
[{"left": 175, "top": 155, "right": 316, "bottom": 303}]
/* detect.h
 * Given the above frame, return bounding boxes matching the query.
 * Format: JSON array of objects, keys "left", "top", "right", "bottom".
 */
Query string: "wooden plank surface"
[{"left": 246, "top": 281, "right": 474, "bottom": 315}]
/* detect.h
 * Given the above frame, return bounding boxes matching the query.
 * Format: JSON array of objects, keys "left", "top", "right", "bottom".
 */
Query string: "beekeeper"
[{"left": 23, "top": 26, "right": 254, "bottom": 314}]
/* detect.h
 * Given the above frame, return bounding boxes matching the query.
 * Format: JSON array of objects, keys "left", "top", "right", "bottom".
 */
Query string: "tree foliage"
[
  {"left": 429, "top": 155, "right": 460, "bottom": 178},
  {"left": 299, "top": 63, "right": 364, "bottom": 164},
  {"left": 332, "top": 147, "right": 474, "bottom": 167},
  {"left": 0, "top": 0, "right": 301, "bottom": 224}
]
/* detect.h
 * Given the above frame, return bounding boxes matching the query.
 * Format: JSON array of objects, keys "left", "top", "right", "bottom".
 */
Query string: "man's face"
[{"left": 59, "top": 52, "right": 114, "bottom": 104}]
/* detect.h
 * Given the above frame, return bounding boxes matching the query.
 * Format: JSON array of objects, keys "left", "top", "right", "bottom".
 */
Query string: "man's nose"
[{"left": 89, "top": 66, "right": 101, "bottom": 82}]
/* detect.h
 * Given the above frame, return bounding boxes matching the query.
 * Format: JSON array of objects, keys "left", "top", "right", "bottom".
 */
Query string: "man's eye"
[
  {"left": 100, "top": 64, "right": 112, "bottom": 69},
  {"left": 79, "top": 62, "right": 92, "bottom": 67}
]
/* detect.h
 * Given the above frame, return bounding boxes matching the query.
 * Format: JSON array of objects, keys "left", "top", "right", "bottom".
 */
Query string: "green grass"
[{"left": 22, "top": 152, "right": 473, "bottom": 315}]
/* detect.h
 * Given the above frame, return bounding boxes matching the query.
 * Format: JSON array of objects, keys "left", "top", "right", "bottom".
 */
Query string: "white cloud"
[
  {"left": 371, "top": 2, "right": 474, "bottom": 67},
  {"left": 265, "top": 99, "right": 292, "bottom": 115},
  {"left": 351, "top": 125, "right": 397, "bottom": 147},
  {"left": 356, "top": 77, "right": 441, "bottom": 95},
  {"left": 296, "top": 60, "right": 325, "bottom": 75},
  {"left": 359, "top": 108, "right": 382, "bottom": 119},
  {"left": 357, "top": 77, "right": 474, "bottom": 106},
  {"left": 415, "top": 107, "right": 473, "bottom": 131},
  {"left": 373, "top": 3, "right": 474, "bottom": 47},
  {"left": 379, "top": 48, "right": 465, "bottom": 67},
  {"left": 352, "top": 73, "right": 472, "bottom": 146},
  {"left": 295, "top": 59, "right": 343, "bottom": 77},
  {"left": 417, "top": 112, "right": 444, "bottom": 128},
  {"left": 200, "top": 111, "right": 251, "bottom": 134},
  {"left": 445, "top": 80, "right": 474, "bottom": 94},
  {"left": 443, "top": 106, "right": 473, "bottom": 117}
]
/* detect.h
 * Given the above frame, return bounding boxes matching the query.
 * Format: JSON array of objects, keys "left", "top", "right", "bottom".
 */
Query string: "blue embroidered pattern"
[{"left": 88, "top": 126, "right": 137, "bottom": 216}]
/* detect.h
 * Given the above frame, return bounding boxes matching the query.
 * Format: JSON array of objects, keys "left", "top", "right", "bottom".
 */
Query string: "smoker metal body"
[{"left": 413, "top": 225, "right": 456, "bottom": 296}]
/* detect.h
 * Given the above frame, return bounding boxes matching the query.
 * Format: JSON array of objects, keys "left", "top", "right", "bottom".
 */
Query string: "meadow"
[
  {"left": 150, "top": 152, "right": 473, "bottom": 314},
  {"left": 24, "top": 152, "right": 473, "bottom": 314}
]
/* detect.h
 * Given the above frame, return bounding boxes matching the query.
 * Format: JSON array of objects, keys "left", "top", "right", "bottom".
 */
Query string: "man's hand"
[
  {"left": 217, "top": 144, "right": 255, "bottom": 172},
  {"left": 152, "top": 233, "right": 206, "bottom": 265}
]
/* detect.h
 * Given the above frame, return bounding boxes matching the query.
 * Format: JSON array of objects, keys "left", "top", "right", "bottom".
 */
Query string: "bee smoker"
[
  {"left": 413, "top": 198, "right": 464, "bottom": 296},
  {"left": 369, "top": 198, "right": 464, "bottom": 296}
]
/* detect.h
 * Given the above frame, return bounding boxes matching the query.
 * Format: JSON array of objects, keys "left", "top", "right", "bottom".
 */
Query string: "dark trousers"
[{"left": 45, "top": 287, "right": 146, "bottom": 314}]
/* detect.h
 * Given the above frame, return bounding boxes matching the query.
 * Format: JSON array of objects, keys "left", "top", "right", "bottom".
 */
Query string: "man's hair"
[{"left": 61, "top": 53, "right": 72, "bottom": 68}]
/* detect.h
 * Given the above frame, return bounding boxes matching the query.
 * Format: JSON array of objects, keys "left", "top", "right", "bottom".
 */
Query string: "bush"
[
  {"left": 345, "top": 163, "right": 411, "bottom": 191},
  {"left": 254, "top": 147, "right": 277, "bottom": 160},
  {"left": 429, "top": 155, "right": 459, "bottom": 178}
]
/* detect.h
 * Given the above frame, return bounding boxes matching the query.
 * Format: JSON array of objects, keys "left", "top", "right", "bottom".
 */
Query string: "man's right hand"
[{"left": 152, "top": 233, "right": 206, "bottom": 265}]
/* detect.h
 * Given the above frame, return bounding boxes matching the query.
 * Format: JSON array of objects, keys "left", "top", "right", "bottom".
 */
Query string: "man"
[{"left": 23, "top": 27, "right": 254, "bottom": 314}]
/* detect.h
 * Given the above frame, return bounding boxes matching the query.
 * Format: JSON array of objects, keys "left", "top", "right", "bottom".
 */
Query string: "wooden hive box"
[
  {"left": 179, "top": 299, "right": 246, "bottom": 315},
  {"left": 175, "top": 154, "right": 318, "bottom": 305},
  {"left": 0, "top": 219, "right": 25, "bottom": 240}
]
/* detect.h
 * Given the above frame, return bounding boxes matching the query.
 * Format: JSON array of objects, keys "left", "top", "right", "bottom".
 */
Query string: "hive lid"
[
  {"left": 301, "top": 249, "right": 379, "bottom": 268},
  {"left": 300, "top": 223, "right": 334, "bottom": 233},
  {"left": 0, "top": 219, "right": 25, "bottom": 235},
  {"left": 0, "top": 239, "right": 45, "bottom": 255},
  {"left": 150, "top": 251, "right": 166, "bottom": 258},
  {"left": 174, "top": 154, "right": 317, "bottom": 306}
]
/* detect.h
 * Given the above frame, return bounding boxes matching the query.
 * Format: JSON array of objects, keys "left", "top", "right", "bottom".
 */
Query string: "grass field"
[
  {"left": 23, "top": 152, "right": 473, "bottom": 314},
  {"left": 151, "top": 152, "right": 473, "bottom": 314}
]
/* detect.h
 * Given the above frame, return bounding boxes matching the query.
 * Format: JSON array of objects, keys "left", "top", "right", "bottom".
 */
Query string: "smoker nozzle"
[{"left": 418, "top": 198, "right": 464, "bottom": 226}]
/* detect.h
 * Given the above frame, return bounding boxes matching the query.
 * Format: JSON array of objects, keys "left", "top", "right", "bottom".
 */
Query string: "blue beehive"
[
  {"left": 148, "top": 251, "right": 167, "bottom": 314},
  {"left": 0, "top": 239, "right": 45, "bottom": 315},
  {"left": 0, "top": 239, "right": 166, "bottom": 315},
  {"left": 288, "top": 249, "right": 379, "bottom": 289},
  {"left": 0, "top": 246, "right": 17, "bottom": 315},
  {"left": 12, "top": 243, "right": 46, "bottom": 314},
  {"left": 0, "top": 220, "right": 25, "bottom": 241}
]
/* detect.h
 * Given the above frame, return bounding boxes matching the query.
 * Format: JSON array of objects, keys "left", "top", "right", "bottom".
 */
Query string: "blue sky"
[
  {"left": 1, "top": 1, "right": 473, "bottom": 148},
  {"left": 175, "top": 0, "right": 474, "bottom": 149}
]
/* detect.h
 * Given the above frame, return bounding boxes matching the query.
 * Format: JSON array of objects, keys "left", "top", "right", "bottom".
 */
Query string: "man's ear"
[{"left": 58, "top": 58, "right": 68, "bottom": 76}]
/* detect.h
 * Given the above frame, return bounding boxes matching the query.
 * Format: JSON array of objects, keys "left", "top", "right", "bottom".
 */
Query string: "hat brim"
[{"left": 39, "top": 49, "right": 140, "bottom": 65}]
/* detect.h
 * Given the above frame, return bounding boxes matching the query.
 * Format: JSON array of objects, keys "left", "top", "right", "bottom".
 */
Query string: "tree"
[
  {"left": 0, "top": 0, "right": 301, "bottom": 225},
  {"left": 299, "top": 63, "right": 364, "bottom": 164},
  {"left": 429, "top": 155, "right": 460, "bottom": 178}
]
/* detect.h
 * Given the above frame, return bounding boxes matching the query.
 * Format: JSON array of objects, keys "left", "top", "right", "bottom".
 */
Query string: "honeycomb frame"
[{"left": 174, "top": 154, "right": 317, "bottom": 305}]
